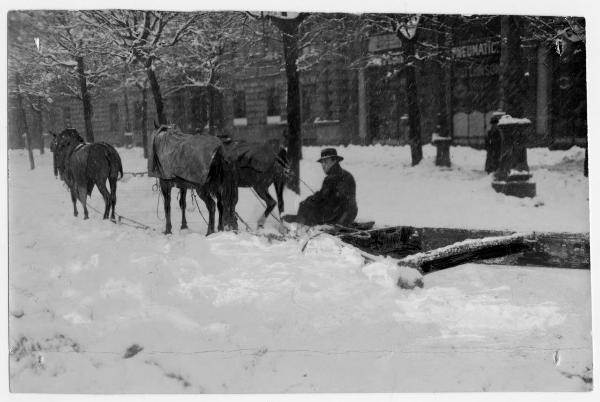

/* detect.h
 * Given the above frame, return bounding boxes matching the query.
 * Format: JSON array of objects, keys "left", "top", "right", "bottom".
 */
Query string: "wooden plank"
[
  {"left": 417, "top": 227, "right": 590, "bottom": 270},
  {"left": 334, "top": 225, "right": 590, "bottom": 270},
  {"left": 399, "top": 233, "right": 536, "bottom": 273}
]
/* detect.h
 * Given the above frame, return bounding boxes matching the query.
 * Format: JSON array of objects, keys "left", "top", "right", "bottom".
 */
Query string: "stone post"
[
  {"left": 491, "top": 115, "right": 536, "bottom": 197},
  {"left": 432, "top": 113, "right": 451, "bottom": 167}
]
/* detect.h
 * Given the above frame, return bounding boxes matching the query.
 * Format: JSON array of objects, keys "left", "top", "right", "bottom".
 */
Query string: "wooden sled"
[{"left": 326, "top": 223, "right": 590, "bottom": 274}]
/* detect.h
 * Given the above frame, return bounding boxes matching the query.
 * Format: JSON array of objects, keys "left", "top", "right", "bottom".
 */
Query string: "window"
[
  {"left": 46, "top": 108, "right": 57, "bottom": 132},
  {"left": 321, "top": 68, "right": 333, "bottom": 120},
  {"left": 173, "top": 95, "right": 187, "bottom": 130},
  {"left": 266, "top": 87, "right": 281, "bottom": 124},
  {"left": 190, "top": 95, "right": 207, "bottom": 132},
  {"left": 133, "top": 101, "right": 144, "bottom": 132},
  {"left": 109, "top": 103, "right": 120, "bottom": 131},
  {"left": 301, "top": 84, "right": 316, "bottom": 123},
  {"left": 267, "top": 87, "right": 280, "bottom": 116},
  {"left": 63, "top": 107, "right": 71, "bottom": 127},
  {"left": 233, "top": 90, "right": 246, "bottom": 118},
  {"left": 233, "top": 90, "right": 247, "bottom": 126}
]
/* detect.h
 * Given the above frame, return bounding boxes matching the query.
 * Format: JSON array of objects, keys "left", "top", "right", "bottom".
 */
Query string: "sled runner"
[{"left": 324, "top": 223, "right": 589, "bottom": 273}]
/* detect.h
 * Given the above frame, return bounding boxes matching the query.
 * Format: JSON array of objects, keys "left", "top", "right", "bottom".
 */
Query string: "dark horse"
[
  {"left": 50, "top": 128, "right": 123, "bottom": 220},
  {"left": 150, "top": 125, "right": 238, "bottom": 235},
  {"left": 221, "top": 139, "right": 289, "bottom": 228}
]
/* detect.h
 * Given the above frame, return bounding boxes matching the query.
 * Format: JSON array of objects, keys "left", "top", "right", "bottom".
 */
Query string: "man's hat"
[{"left": 317, "top": 148, "right": 343, "bottom": 163}]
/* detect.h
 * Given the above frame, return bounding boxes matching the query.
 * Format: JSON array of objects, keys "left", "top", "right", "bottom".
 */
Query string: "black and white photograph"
[{"left": 4, "top": 0, "right": 596, "bottom": 396}]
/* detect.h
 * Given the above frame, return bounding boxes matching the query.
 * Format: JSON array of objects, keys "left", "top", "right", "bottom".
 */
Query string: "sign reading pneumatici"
[{"left": 452, "top": 40, "right": 500, "bottom": 59}]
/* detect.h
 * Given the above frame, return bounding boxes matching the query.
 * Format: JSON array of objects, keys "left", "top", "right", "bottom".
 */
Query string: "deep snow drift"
[{"left": 8, "top": 144, "right": 591, "bottom": 392}]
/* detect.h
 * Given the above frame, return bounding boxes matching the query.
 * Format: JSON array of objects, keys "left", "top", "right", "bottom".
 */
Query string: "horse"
[
  {"left": 221, "top": 138, "right": 289, "bottom": 228},
  {"left": 50, "top": 128, "right": 123, "bottom": 220},
  {"left": 149, "top": 125, "right": 238, "bottom": 235}
]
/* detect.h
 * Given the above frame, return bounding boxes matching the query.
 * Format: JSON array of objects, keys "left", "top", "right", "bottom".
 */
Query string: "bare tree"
[
  {"left": 26, "top": 11, "right": 122, "bottom": 143},
  {"left": 7, "top": 11, "right": 54, "bottom": 166},
  {"left": 160, "top": 11, "right": 247, "bottom": 134},
  {"left": 84, "top": 10, "right": 198, "bottom": 125},
  {"left": 245, "top": 12, "right": 310, "bottom": 193},
  {"left": 362, "top": 13, "right": 425, "bottom": 165}
]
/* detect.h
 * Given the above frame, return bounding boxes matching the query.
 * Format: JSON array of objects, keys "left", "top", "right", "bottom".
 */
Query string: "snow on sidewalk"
[{"left": 7, "top": 144, "right": 591, "bottom": 392}]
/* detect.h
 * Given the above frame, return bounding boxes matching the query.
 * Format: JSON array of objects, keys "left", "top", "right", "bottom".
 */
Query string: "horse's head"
[
  {"left": 51, "top": 128, "right": 84, "bottom": 179},
  {"left": 61, "top": 128, "right": 84, "bottom": 143}
]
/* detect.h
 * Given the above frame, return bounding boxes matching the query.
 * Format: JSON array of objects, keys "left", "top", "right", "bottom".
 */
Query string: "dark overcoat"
[{"left": 296, "top": 162, "right": 358, "bottom": 226}]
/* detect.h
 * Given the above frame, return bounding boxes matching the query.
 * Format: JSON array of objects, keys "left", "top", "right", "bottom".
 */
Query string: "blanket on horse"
[
  {"left": 148, "top": 126, "right": 222, "bottom": 185},
  {"left": 222, "top": 141, "right": 278, "bottom": 173}
]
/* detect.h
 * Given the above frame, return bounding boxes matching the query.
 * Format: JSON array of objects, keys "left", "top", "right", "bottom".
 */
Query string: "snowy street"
[{"left": 8, "top": 144, "right": 592, "bottom": 392}]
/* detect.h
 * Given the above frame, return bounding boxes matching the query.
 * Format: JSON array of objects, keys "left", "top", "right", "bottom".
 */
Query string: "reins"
[
  {"left": 235, "top": 211, "right": 252, "bottom": 232},
  {"left": 190, "top": 190, "right": 209, "bottom": 226},
  {"left": 272, "top": 152, "right": 316, "bottom": 194},
  {"left": 85, "top": 201, "right": 156, "bottom": 231}
]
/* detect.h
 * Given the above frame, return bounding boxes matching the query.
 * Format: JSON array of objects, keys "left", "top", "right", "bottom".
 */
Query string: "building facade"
[{"left": 8, "top": 16, "right": 587, "bottom": 152}]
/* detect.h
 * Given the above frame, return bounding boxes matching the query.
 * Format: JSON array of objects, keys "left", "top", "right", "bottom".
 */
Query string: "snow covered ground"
[{"left": 7, "top": 144, "right": 592, "bottom": 392}]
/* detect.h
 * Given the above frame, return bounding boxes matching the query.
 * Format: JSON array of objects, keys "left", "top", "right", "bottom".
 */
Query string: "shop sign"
[
  {"left": 368, "top": 33, "right": 402, "bottom": 53},
  {"left": 452, "top": 40, "right": 500, "bottom": 59},
  {"left": 454, "top": 63, "right": 499, "bottom": 78}
]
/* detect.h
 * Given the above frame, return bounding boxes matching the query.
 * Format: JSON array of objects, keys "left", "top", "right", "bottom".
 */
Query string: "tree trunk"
[
  {"left": 433, "top": 16, "right": 453, "bottom": 167},
  {"left": 123, "top": 82, "right": 131, "bottom": 132},
  {"left": 499, "top": 16, "right": 524, "bottom": 116},
  {"left": 15, "top": 73, "right": 34, "bottom": 169},
  {"left": 141, "top": 81, "right": 149, "bottom": 159},
  {"left": 33, "top": 99, "right": 44, "bottom": 154},
  {"left": 123, "top": 78, "right": 132, "bottom": 147},
  {"left": 442, "top": 16, "right": 454, "bottom": 138},
  {"left": 208, "top": 85, "right": 215, "bottom": 136},
  {"left": 145, "top": 58, "right": 166, "bottom": 125},
  {"left": 76, "top": 56, "right": 95, "bottom": 143},
  {"left": 279, "top": 20, "right": 302, "bottom": 194},
  {"left": 404, "top": 38, "right": 423, "bottom": 166}
]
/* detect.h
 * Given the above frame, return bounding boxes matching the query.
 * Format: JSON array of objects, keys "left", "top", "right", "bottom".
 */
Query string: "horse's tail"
[
  {"left": 208, "top": 146, "right": 238, "bottom": 229},
  {"left": 99, "top": 143, "right": 123, "bottom": 180},
  {"left": 114, "top": 150, "right": 123, "bottom": 179}
]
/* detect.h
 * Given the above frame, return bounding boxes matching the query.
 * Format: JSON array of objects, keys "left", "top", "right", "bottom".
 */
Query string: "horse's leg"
[
  {"left": 77, "top": 185, "right": 89, "bottom": 220},
  {"left": 96, "top": 179, "right": 111, "bottom": 220},
  {"left": 108, "top": 177, "right": 117, "bottom": 221},
  {"left": 274, "top": 174, "right": 285, "bottom": 216},
  {"left": 179, "top": 188, "right": 188, "bottom": 230},
  {"left": 70, "top": 188, "right": 78, "bottom": 217},
  {"left": 160, "top": 180, "right": 172, "bottom": 234},
  {"left": 254, "top": 185, "right": 276, "bottom": 228},
  {"left": 217, "top": 196, "right": 224, "bottom": 231},
  {"left": 198, "top": 188, "right": 215, "bottom": 235}
]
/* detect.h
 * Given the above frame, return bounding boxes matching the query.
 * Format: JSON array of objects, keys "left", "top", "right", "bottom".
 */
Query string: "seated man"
[{"left": 283, "top": 148, "right": 358, "bottom": 226}]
